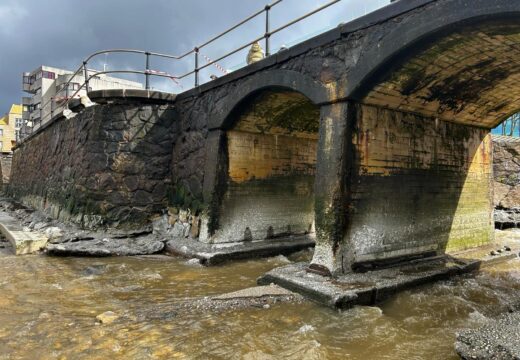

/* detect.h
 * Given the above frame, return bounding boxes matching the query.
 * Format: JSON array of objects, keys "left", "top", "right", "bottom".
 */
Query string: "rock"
[
  {"left": 178, "top": 210, "right": 189, "bottom": 223},
  {"left": 501, "top": 186, "right": 520, "bottom": 210},
  {"left": 0, "top": 213, "right": 49, "bottom": 255},
  {"left": 183, "top": 223, "right": 191, "bottom": 238},
  {"left": 96, "top": 311, "right": 119, "bottom": 324},
  {"left": 171, "top": 222, "right": 185, "bottom": 238},
  {"left": 46, "top": 235, "right": 164, "bottom": 256},
  {"left": 44, "top": 227, "right": 64, "bottom": 241},
  {"left": 168, "top": 207, "right": 179, "bottom": 224},
  {"left": 152, "top": 214, "right": 170, "bottom": 235},
  {"left": 82, "top": 264, "right": 107, "bottom": 276},
  {"left": 494, "top": 181, "right": 512, "bottom": 207},
  {"left": 297, "top": 324, "right": 315, "bottom": 334},
  {"left": 186, "top": 258, "right": 201, "bottom": 266},
  {"left": 33, "top": 222, "right": 49, "bottom": 231},
  {"left": 190, "top": 216, "right": 200, "bottom": 238}
]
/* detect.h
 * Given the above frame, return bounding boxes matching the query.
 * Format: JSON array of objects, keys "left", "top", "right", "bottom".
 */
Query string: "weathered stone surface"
[
  {"left": 4, "top": 231, "right": 48, "bottom": 255},
  {"left": 8, "top": 102, "right": 175, "bottom": 230},
  {"left": 456, "top": 311, "right": 520, "bottom": 360},
  {"left": 493, "top": 136, "right": 520, "bottom": 229},
  {"left": 0, "top": 155, "right": 12, "bottom": 184},
  {"left": 0, "top": 211, "right": 48, "bottom": 255},
  {"left": 46, "top": 235, "right": 164, "bottom": 256},
  {"left": 166, "top": 235, "right": 314, "bottom": 265}
]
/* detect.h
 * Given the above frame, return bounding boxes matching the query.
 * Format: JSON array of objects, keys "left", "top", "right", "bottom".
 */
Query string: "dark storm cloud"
[{"left": 0, "top": 0, "right": 389, "bottom": 112}]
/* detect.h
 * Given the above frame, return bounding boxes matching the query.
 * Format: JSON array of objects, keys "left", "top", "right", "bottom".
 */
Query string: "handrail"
[{"left": 23, "top": 0, "right": 342, "bottom": 140}]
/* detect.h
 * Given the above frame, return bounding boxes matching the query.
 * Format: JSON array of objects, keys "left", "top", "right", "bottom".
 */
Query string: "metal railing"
[{"left": 24, "top": 0, "right": 341, "bottom": 138}]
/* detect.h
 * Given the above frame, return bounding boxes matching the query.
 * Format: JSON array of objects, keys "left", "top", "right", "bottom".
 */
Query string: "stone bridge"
[{"left": 9, "top": 0, "right": 520, "bottom": 274}]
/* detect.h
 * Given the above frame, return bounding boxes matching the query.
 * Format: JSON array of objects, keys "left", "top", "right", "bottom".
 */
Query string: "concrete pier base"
[
  {"left": 257, "top": 253, "right": 519, "bottom": 309},
  {"left": 165, "top": 235, "right": 314, "bottom": 265}
]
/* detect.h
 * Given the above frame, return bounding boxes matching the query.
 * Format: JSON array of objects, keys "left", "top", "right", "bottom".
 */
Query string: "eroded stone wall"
[
  {"left": 347, "top": 104, "right": 494, "bottom": 266},
  {"left": 0, "top": 155, "right": 12, "bottom": 184},
  {"left": 493, "top": 135, "right": 520, "bottom": 228},
  {"left": 9, "top": 102, "right": 175, "bottom": 229}
]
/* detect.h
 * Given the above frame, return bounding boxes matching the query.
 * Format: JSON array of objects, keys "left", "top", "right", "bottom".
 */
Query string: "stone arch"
[
  {"left": 347, "top": 0, "right": 520, "bottom": 127},
  {"left": 203, "top": 79, "right": 324, "bottom": 245},
  {"left": 208, "top": 69, "right": 330, "bottom": 130}
]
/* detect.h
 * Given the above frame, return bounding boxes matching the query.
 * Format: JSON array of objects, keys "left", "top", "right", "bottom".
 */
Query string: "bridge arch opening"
[{"left": 212, "top": 88, "right": 321, "bottom": 244}]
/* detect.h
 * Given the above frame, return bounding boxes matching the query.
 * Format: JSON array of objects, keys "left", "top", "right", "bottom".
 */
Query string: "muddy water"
[{"left": 1, "top": 247, "right": 520, "bottom": 359}]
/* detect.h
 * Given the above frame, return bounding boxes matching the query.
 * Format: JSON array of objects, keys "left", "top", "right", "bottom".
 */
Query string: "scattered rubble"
[{"left": 456, "top": 311, "right": 520, "bottom": 360}]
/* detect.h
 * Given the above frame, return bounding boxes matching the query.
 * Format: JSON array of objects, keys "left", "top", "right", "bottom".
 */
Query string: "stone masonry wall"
[
  {"left": 346, "top": 104, "right": 494, "bottom": 266},
  {"left": 493, "top": 135, "right": 520, "bottom": 228},
  {"left": 0, "top": 155, "right": 12, "bottom": 184},
  {"left": 9, "top": 101, "right": 175, "bottom": 229}
]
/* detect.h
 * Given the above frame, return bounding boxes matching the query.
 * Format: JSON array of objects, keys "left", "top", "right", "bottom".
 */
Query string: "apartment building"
[
  {"left": 22, "top": 65, "right": 143, "bottom": 133},
  {"left": 0, "top": 104, "right": 23, "bottom": 152}
]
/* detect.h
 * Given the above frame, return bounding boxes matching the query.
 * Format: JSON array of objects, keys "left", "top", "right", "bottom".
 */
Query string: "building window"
[
  {"left": 15, "top": 118, "right": 23, "bottom": 128},
  {"left": 42, "top": 71, "right": 55, "bottom": 80},
  {"left": 0, "top": 129, "right": 3, "bottom": 137},
  {"left": 15, "top": 130, "right": 19, "bottom": 140}
]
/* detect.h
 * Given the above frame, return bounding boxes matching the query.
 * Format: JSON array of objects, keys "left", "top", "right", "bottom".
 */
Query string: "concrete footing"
[
  {"left": 259, "top": 232, "right": 520, "bottom": 309},
  {"left": 258, "top": 256, "right": 484, "bottom": 309},
  {"left": 165, "top": 235, "right": 314, "bottom": 265}
]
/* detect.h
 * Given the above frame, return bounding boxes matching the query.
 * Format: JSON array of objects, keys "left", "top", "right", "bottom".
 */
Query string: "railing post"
[
  {"left": 265, "top": 4, "right": 271, "bottom": 57},
  {"left": 50, "top": 97, "right": 54, "bottom": 120},
  {"left": 194, "top": 47, "right": 200, "bottom": 87},
  {"left": 83, "top": 61, "right": 89, "bottom": 94},
  {"left": 145, "top": 52, "right": 150, "bottom": 90}
]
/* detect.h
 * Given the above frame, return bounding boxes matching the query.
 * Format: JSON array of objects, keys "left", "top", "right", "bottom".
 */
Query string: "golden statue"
[{"left": 247, "top": 42, "right": 265, "bottom": 65}]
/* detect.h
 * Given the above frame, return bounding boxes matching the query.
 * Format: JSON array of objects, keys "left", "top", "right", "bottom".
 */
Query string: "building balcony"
[
  {"left": 23, "top": 83, "right": 36, "bottom": 94},
  {"left": 22, "top": 97, "right": 32, "bottom": 105}
]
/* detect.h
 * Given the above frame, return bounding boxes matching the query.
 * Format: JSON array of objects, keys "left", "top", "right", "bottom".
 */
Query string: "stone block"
[{"left": 5, "top": 231, "right": 48, "bottom": 255}]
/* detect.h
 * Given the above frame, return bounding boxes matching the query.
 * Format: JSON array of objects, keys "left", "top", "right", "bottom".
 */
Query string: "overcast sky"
[{"left": 0, "top": 0, "right": 391, "bottom": 113}]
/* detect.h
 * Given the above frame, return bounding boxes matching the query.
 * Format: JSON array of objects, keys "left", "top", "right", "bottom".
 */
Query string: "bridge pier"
[
  {"left": 310, "top": 102, "right": 494, "bottom": 275},
  {"left": 311, "top": 102, "right": 351, "bottom": 275}
]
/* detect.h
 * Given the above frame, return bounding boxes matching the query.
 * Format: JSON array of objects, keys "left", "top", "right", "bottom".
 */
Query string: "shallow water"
[{"left": 0, "top": 246, "right": 519, "bottom": 359}]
